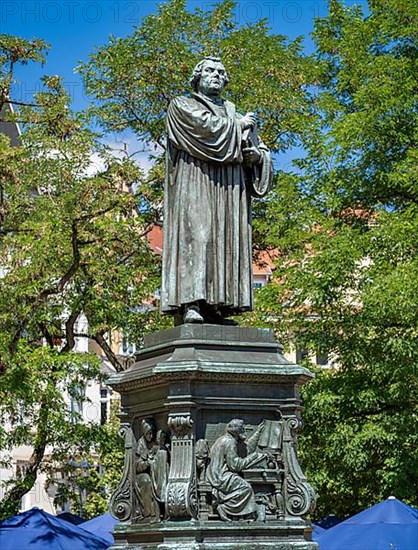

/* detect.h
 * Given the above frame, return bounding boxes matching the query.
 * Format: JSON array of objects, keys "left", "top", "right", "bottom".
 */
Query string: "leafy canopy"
[{"left": 255, "top": 0, "right": 418, "bottom": 517}]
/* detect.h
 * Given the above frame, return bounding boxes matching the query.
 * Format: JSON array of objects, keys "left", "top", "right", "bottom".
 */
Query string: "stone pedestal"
[{"left": 107, "top": 325, "right": 318, "bottom": 549}]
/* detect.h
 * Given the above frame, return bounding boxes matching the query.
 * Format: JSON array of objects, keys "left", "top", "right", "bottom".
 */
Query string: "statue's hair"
[
  {"left": 226, "top": 419, "right": 244, "bottom": 436},
  {"left": 190, "top": 56, "right": 230, "bottom": 91}
]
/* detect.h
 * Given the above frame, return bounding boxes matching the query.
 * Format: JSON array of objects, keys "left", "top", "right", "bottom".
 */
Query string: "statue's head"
[
  {"left": 190, "top": 57, "right": 229, "bottom": 97},
  {"left": 141, "top": 418, "right": 156, "bottom": 442},
  {"left": 226, "top": 419, "right": 246, "bottom": 440}
]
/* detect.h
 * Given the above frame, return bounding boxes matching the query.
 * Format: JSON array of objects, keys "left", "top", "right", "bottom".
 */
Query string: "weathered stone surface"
[{"left": 107, "top": 325, "right": 318, "bottom": 549}]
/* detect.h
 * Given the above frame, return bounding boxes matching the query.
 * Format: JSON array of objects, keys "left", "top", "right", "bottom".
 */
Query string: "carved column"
[{"left": 166, "top": 413, "right": 197, "bottom": 520}]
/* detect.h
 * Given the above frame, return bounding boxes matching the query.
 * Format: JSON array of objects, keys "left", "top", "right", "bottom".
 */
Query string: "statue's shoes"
[{"left": 183, "top": 308, "right": 204, "bottom": 324}]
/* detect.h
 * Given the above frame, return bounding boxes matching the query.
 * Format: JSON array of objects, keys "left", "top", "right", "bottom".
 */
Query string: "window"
[
  {"left": 316, "top": 352, "right": 329, "bottom": 366},
  {"left": 100, "top": 401, "right": 107, "bottom": 425},
  {"left": 99, "top": 386, "right": 111, "bottom": 425},
  {"left": 69, "top": 384, "right": 85, "bottom": 423},
  {"left": 296, "top": 348, "right": 309, "bottom": 363},
  {"left": 121, "top": 336, "right": 136, "bottom": 355}
]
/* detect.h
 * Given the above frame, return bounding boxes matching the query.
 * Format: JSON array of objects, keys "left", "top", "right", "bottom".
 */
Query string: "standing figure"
[
  {"left": 207, "top": 419, "right": 266, "bottom": 521},
  {"left": 135, "top": 419, "right": 169, "bottom": 521},
  {"left": 161, "top": 57, "right": 273, "bottom": 324}
]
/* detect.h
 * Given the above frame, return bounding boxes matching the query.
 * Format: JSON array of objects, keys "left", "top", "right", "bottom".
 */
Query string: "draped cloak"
[
  {"left": 206, "top": 433, "right": 264, "bottom": 519},
  {"left": 161, "top": 93, "right": 273, "bottom": 315}
]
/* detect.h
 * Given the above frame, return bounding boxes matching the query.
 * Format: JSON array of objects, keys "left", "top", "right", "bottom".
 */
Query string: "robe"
[
  {"left": 207, "top": 433, "right": 264, "bottom": 519},
  {"left": 161, "top": 93, "right": 273, "bottom": 316}
]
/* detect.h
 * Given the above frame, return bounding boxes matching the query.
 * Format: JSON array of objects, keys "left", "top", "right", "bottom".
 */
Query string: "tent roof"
[
  {"left": 0, "top": 508, "right": 109, "bottom": 549},
  {"left": 317, "top": 497, "right": 418, "bottom": 550},
  {"left": 80, "top": 513, "right": 119, "bottom": 545},
  {"left": 56, "top": 511, "right": 85, "bottom": 525},
  {"left": 342, "top": 497, "right": 418, "bottom": 525}
]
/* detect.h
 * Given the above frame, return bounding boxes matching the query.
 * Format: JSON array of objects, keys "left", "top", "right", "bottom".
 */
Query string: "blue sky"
[
  {"left": 2, "top": 0, "right": 367, "bottom": 166},
  {"left": 3, "top": 0, "right": 368, "bottom": 109}
]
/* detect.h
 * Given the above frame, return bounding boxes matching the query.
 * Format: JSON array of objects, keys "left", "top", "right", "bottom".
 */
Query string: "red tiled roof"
[{"left": 147, "top": 224, "right": 163, "bottom": 255}]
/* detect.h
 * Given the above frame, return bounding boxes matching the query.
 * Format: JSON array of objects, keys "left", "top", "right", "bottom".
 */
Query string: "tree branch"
[
  {"left": 8, "top": 221, "right": 81, "bottom": 357},
  {"left": 60, "top": 309, "right": 82, "bottom": 354},
  {"left": 91, "top": 332, "right": 125, "bottom": 373},
  {"left": 0, "top": 399, "right": 49, "bottom": 518}
]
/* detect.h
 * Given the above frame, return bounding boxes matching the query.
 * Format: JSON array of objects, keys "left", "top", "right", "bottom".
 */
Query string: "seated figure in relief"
[{"left": 207, "top": 419, "right": 266, "bottom": 521}]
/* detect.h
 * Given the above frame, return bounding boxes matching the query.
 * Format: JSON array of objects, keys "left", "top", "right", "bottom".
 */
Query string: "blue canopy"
[
  {"left": 316, "top": 497, "right": 418, "bottom": 550},
  {"left": 56, "top": 511, "right": 85, "bottom": 525},
  {"left": 316, "top": 515, "right": 342, "bottom": 529},
  {"left": 0, "top": 508, "right": 110, "bottom": 549},
  {"left": 80, "top": 513, "right": 119, "bottom": 546},
  {"left": 312, "top": 523, "right": 326, "bottom": 541}
]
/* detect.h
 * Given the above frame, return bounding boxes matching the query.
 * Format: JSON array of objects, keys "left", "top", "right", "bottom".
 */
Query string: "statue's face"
[
  {"left": 198, "top": 60, "right": 227, "bottom": 97},
  {"left": 233, "top": 421, "right": 246, "bottom": 441},
  {"left": 144, "top": 428, "right": 154, "bottom": 442}
]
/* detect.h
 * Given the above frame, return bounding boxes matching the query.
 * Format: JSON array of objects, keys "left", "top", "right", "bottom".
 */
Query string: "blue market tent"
[
  {"left": 56, "top": 511, "right": 85, "bottom": 525},
  {"left": 312, "top": 523, "right": 326, "bottom": 541},
  {"left": 0, "top": 508, "right": 110, "bottom": 549},
  {"left": 316, "top": 515, "right": 342, "bottom": 529},
  {"left": 80, "top": 513, "right": 119, "bottom": 545},
  {"left": 316, "top": 496, "right": 418, "bottom": 550}
]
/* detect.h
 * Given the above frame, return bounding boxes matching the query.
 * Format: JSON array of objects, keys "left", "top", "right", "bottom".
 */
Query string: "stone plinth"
[{"left": 107, "top": 325, "right": 318, "bottom": 550}]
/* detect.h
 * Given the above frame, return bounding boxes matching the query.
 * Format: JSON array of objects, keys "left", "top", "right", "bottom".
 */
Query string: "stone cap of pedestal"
[{"left": 108, "top": 324, "right": 314, "bottom": 392}]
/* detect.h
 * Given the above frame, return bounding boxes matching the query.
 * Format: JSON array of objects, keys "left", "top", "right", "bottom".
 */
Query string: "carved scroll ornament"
[
  {"left": 109, "top": 424, "right": 135, "bottom": 522},
  {"left": 282, "top": 417, "right": 316, "bottom": 516}
]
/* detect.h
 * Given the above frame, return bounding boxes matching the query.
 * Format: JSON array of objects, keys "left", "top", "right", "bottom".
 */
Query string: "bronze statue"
[
  {"left": 206, "top": 419, "right": 266, "bottom": 521},
  {"left": 161, "top": 57, "right": 273, "bottom": 324}
]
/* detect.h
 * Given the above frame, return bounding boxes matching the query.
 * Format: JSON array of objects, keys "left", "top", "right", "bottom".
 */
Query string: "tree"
[
  {"left": 1, "top": 0, "right": 316, "bottom": 517},
  {"left": 0, "top": 36, "right": 163, "bottom": 519},
  {"left": 255, "top": 0, "right": 418, "bottom": 518},
  {"left": 79, "top": 0, "right": 315, "bottom": 156}
]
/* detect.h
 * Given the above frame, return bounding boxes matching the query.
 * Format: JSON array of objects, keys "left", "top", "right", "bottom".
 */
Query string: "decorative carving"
[
  {"left": 207, "top": 419, "right": 266, "bottom": 521},
  {"left": 195, "top": 439, "right": 212, "bottom": 520},
  {"left": 282, "top": 416, "right": 316, "bottom": 517},
  {"left": 133, "top": 418, "right": 170, "bottom": 523},
  {"left": 168, "top": 414, "right": 193, "bottom": 437},
  {"left": 166, "top": 413, "right": 197, "bottom": 519},
  {"left": 109, "top": 424, "right": 135, "bottom": 522}
]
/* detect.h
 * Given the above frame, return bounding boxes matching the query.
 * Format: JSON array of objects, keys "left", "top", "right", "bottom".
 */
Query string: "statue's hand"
[
  {"left": 240, "top": 112, "right": 256, "bottom": 130},
  {"left": 243, "top": 146, "right": 262, "bottom": 165}
]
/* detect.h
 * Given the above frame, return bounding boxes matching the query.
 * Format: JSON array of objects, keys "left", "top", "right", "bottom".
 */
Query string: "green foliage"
[
  {"left": 0, "top": 38, "right": 161, "bottom": 519},
  {"left": 78, "top": 0, "right": 315, "bottom": 154},
  {"left": 0, "top": 35, "right": 49, "bottom": 109},
  {"left": 256, "top": 0, "right": 418, "bottom": 517}
]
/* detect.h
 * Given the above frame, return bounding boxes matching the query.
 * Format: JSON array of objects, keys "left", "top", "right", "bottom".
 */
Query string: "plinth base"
[
  {"left": 108, "top": 325, "right": 318, "bottom": 550},
  {"left": 111, "top": 519, "right": 317, "bottom": 550}
]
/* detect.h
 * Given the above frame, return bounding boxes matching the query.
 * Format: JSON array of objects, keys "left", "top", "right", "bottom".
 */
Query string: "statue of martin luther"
[{"left": 161, "top": 57, "right": 273, "bottom": 324}]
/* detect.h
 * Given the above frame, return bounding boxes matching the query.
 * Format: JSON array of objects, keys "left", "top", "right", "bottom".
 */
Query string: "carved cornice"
[{"left": 109, "top": 365, "right": 312, "bottom": 393}]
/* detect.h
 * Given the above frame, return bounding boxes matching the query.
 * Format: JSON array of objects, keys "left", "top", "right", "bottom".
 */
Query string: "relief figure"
[
  {"left": 135, "top": 419, "right": 170, "bottom": 521},
  {"left": 207, "top": 419, "right": 266, "bottom": 521}
]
